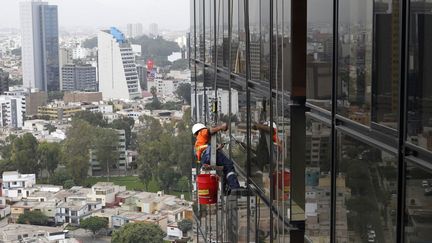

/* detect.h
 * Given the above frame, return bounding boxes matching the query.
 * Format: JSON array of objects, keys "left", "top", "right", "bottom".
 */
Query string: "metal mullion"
[
  {"left": 330, "top": 0, "right": 339, "bottom": 241},
  {"left": 397, "top": 0, "right": 410, "bottom": 240},
  {"left": 405, "top": 143, "right": 432, "bottom": 161},
  {"left": 306, "top": 112, "right": 332, "bottom": 127}
]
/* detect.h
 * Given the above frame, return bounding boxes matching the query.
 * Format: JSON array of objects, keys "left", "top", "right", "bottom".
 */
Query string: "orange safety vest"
[{"left": 195, "top": 128, "right": 210, "bottom": 161}]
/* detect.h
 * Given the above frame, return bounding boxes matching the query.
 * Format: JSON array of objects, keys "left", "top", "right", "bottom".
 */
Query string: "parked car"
[
  {"left": 425, "top": 187, "right": 432, "bottom": 196},
  {"left": 422, "top": 180, "right": 429, "bottom": 187},
  {"left": 368, "top": 235, "right": 376, "bottom": 243},
  {"left": 368, "top": 230, "right": 376, "bottom": 238}
]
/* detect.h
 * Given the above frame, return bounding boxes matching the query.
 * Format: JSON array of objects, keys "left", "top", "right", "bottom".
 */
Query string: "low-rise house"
[
  {"left": 0, "top": 196, "right": 10, "bottom": 218},
  {"left": 1, "top": 171, "right": 36, "bottom": 202},
  {"left": 56, "top": 200, "right": 102, "bottom": 226},
  {"left": 10, "top": 200, "right": 41, "bottom": 222},
  {"left": 87, "top": 182, "right": 126, "bottom": 207},
  {"left": 92, "top": 207, "right": 121, "bottom": 228},
  {"left": 0, "top": 224, "right": 67, "bottom": 243},
  {"left": 33, "top": 201, "right": 58, "bottom": 223},
  {"left": 112, "top": 211, "right": 168, "bottom": 230},
  {"left": 165, "top": 222, "right": 184, "bottom": 242}
]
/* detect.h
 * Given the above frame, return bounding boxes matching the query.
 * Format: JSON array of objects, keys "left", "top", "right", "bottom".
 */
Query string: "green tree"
[
  {"left": 146, "top": 87, "right": 162, "bottom": 110},
  {"left": 158, "top": 167, "right": 180, "bottom": 193},
  {"left": 17, "top": 211, "right": 49, "bottom": 226},
  {"left": 177, "top": 219, "right": 193, "bottom": 237},
  {"left": 37, "top": 142, "right": 62, "bottom": 177},
  {"left": 109, "top": 117, "right": 135, "bottom": 149},
  {"left": 11, "top": 133, "right": 39, "bottom": 174},
  {"left": 80, "top": 216, "right": 108, "bottom": 238},
  {"left": 63, "top": 120, "right": 95, "bottom": 183},
  {"left": 171, "top": 59, "right": 189, "bottom": 70},
  {"left": 63, "top": 179, "right": 75, "bottom": 189},
  {"left": 176, "top": 176, "right": 190, "bottom": 193},
  {"left": 175, "top": 83, "right": 191, "bottom": 104},
  {"left": 49, "top": 169, "right": 73, "bottom": 186},
  {"left": 74, "top": 111, "right": 107, "bottom": 127},
  {"left": 93, "top": 127, "right": 119, "bottom": 179},
  {"left": 112, "top": 222, "right": 165, "bottom": 243}
]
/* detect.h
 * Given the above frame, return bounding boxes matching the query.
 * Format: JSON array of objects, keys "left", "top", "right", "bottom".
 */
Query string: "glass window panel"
[
  {"left": 205, "top": 0, "right": 214, "bottom": 65},
  {"left": 190, "top": 0, "right": 196, "bottom": 61},
  {"left": 337, "top": 0, "right": 373, "bottom": 125},
  {"left": 197, "top": 0, "right": 205, "bottom": 61},
  {"left": 371, "top": 0, "right": 400, "bottom": 129},
  {"left": 305, "top": 118, "right": 331, "bottom": 242},
  {"left": 191, "top": 64, "right": 205, "bottom": 123},
  {"left": 336, "top": 134, "right": 398, "bottom": 243},
  {"left": 405, "top": 161, "right": 432, "bottom": 242},
  {"left": 231, "top": 0, "right": 246, "bottom": 76},
  {"left": 306, "top": 0, "right": 333, "bottom": 110},
  {"left": 407, "top": 0, "right": 432, "bottom": 151}
]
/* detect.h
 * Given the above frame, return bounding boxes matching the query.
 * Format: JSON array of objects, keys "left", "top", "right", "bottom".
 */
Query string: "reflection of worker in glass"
[
  {"left": 252, "top": 121, "right": 282, "bottom": 152},
  {"left": 192, "top": 123, "right": 241, "bottom": 190}
]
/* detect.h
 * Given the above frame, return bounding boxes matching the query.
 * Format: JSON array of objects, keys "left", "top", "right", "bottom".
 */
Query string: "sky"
[{"left": 0, "top": 0, "right": 190, "bottom": 30}]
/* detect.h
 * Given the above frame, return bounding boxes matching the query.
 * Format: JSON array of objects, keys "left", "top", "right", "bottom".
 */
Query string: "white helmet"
[{"left": 192, "top": 123, "right": 206, "bottom": 134}]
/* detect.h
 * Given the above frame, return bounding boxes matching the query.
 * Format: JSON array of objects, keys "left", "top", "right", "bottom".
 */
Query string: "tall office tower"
[
  {"left": 149, "top": 23, "right": 159, "bottom": 37},
  {"left": 61, "top": 64, "right": 97, "bottom": 92},
  {"left": 136, "top": 65, "right": 147, "bottom": 91},
  {"left": 126, "top": 23, "right": 143, "bottom": 38},
  {"left": 0, "top": 69, "right": 10, "bottom": 94},
  {"left": 20, "top": 1, "right": 60, "bottom": 91},
  {"left": 98, "top": 27, "right": 142, "bottom": 100},
  {"left": 59, "top": 48, "right": 73, "bottom": 90},
  {"left": 0, "top": 95, "right": 26, "bottom": 128}
]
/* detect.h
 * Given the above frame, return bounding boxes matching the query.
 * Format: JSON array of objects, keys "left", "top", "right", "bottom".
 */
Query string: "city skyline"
[{"left": 0, "top": 0, "right": 190, "bottom": 31}]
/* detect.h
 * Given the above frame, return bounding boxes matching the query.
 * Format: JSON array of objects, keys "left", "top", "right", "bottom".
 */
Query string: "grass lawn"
[{"left": 84, "top": 176, "right": 147, "bottom": 191}]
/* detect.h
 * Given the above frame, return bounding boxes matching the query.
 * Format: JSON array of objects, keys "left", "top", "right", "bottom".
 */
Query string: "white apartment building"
[
  {"left": 89, "top": 129, "right": 127, "bottom": 175},
  {"left": 56, "top": 200, "right": 102, "bottom": 226},
  {"left": 0, "top": 95, "right": 26, "bottom": 128},
  {"left": 98, "top": 27, "right": 142, "bottom": 100},
  {"left": 1, "top": 171, "right": 36, "bottom": 202},
  {"left": 147, "top": 79, "right": 189, "bottom": 98},
  {"left": 191, "top": 87, "right": 239, "bottom": 123}
]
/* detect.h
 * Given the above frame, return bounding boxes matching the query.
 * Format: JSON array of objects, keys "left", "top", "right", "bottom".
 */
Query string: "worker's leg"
[
  {"left": 216, "top": 150, "right": 240, "bottom": 189},
  {"left": 201, "top": 147, "right": 240, "bottom": 189}
]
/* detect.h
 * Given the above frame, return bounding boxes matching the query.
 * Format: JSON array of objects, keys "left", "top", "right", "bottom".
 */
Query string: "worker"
[{"left": 192, "top": 123, "right": 241, "bottom": 190}]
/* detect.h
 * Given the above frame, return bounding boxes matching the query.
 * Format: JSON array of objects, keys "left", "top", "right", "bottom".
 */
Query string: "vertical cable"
[
  {"left": 269, "top": 0, "right": 275, "bottom": 242},
  {"left": 227, "top": 0, "right": 233, "bottom": 241},
  {"left": 243, "top": 0, "right": 252, "bottom": 242}
]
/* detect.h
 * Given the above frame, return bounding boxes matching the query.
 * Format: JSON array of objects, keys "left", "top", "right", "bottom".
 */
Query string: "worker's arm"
[
  {"left": 209, "top": 123, "right": 228, "bottom": 135},
  {"left": 252, "top": 123, "right": 272, "bottom": 133}
]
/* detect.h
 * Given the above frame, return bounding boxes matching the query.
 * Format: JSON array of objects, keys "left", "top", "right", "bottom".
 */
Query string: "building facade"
[
  {"left": 19, "top": 1, "right": 59, "bottom": 91},
  {"left": 190, "top": 0, "right": 432, "bottom": 242},
  {"left": 61, "top": 64, "right": 97, "bottom": 92},
  {"left": 98, "top": 27, "right": 142, "bottom": 100},
  {"left": 0, "top": 69, "right": 10, "bottom": 94},
  {"left": 0, "top": 95, "right": 26, "bottom": 128},
  {"left": 126, "top": 23, "right": 143, "bottom": 38}
]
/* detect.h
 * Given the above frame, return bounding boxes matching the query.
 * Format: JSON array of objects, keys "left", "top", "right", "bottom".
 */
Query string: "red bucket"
[
  {"left": 272, "top": 170, "right": 291, "bottom": 200},
  {"left": 197, "top": 174, "right": 219, "bottom": 204}
]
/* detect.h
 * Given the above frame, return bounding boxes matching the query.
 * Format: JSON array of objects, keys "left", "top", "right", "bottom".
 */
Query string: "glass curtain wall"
[{"left": 190, "top": 0, "right": 432, "bottom": 242}]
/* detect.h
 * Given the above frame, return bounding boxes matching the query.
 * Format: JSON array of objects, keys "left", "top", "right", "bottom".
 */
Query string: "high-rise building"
[
  {"left": 20, "top": 1, "right": 59, "bottom": 91},
  {"left": 0, "top": 95, "right": 26, "bottom": 128},
  {"left": 98, "top": 27, "right": 142, "bottom": 100},
  {"left": 0, "top": 69, "right": 10, "bottom": 94},
  {"left": 61, "top": 64, "right": 97, "bottom": 92},
  {"left": 59, "top": 48, "right": 73, "bottom": 90},
  {"left": 136, "top": 65, "right": 147, "bottom": 91},
  {"left": 149, "top": 23, "right": 159, "bottom": 37},
  {"left": 126, "top": 23, "right": 143, "bottom": 38}
]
